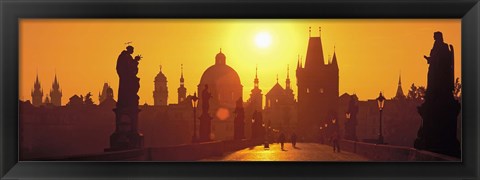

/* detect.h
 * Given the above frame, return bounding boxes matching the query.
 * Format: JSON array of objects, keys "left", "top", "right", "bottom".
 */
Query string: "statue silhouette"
[
  {"left": 423, "top": 31, "right": 454, "bottom": 100},
  {"left": 234, "top": 97, "right": 245, "bottom": 140},
  {"left": 116, "top": 45, "right": 141, "bottom": 109},
  {"left": 415, "top": 32, "right": 460, "bottom": 157},
  {"left": 107, "top": 45, "right": 143, "bottom": 152},
  {"left": 201, "top": 84, "right": 211, "bottom": 114},
  {"left": 198, "top": 84, "right": 213, "bottom": 142}
]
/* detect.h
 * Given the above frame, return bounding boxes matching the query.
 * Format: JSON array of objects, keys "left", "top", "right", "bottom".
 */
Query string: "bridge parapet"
[
  {"left": 27, "top": 139, "right": 263, "bottom": 161},
  {"left": 340, "top": 140, "right": 459, "bottom": 161}
]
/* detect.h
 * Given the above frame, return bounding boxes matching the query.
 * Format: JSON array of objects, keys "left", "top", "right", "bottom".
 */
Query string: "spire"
[
  {"left": 54, "top": 73, "right": 58, "bottom": 83},
  {"left": 180, "top": 64, "right": 184, "bottom": 85},
  {"left": 300, "top": 56, "right": 303, "bottom": 68},
  {"left": 395, "top": 73, "right": 405, "bottom": 99},
  {"left": 254, "top": 64, "right": 259, "bottom": 89},
  {"left": 398, "top": 72, "right": 402, "bottom": 86},
  {"left": 297, "top": 54, "right": 300, "bottom": 68},
  {"left": 276, "top": 74, "right": 279, "bottom": 84},
  {"left": 305, "top": 27, "right": 325, "bottom": 69},
  {"left": 319, "top": 26, "right": 321, "bottom": 37},
  {"left": 286, "top": 65, "right": 291, "bottom": 90},
  {"left": 52, "top": 72, "right": 60, "bottom": 90},
  {"left": 35, "top": 72, "right": 40, "bottom": 84},
  {"left": 332, "top": 46, "right": 338, "bottom": 68},
  {"left": 181, "top": 64, "right": 184, "bottom": 79},
  {"left": 177, "top": 64, "right": 187, "bottom": 104},
  {"left": 160, "top": 65, "right": 162, "bottom": 72},
  {"left": 287, "top": 64, "right": 290, "bottom": 79},
  {"left": 309, "top": 27, "right": 311, "bottom": 37},
  {"left": 255, "top": 64, "right": 258, "bottom": 79},
  {"left": 34, "top": 72, "right": 41, "bottom": 89}
]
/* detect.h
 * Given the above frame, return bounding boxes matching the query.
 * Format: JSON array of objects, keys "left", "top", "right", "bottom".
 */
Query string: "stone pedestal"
[
  {"left": 414, "top": 97, "right": 460, "bottom": 157},
  {"left": 198, "top": 113, "right": 212, "bottom": 142},
  {"left": 105, "top": 108, "right": 144, "bottom": 152},
  {"left": 234, "top": 120, "right": 245, "bottom": 140}
]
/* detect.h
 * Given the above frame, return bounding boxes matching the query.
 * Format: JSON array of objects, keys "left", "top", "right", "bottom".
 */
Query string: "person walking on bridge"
[
  {"left": 291, "top": 133, "right": 297, "bottom": 148},
  {"left": 332, "top": 130, "right": 341, "bottom": 153},
  {"left": 279, "top": 133, "right": 286, "bottom": 150}
]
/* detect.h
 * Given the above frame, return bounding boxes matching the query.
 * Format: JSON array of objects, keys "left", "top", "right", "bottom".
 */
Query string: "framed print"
[{"left": 1, "top": 0, "right": 479, "bottom": 179}]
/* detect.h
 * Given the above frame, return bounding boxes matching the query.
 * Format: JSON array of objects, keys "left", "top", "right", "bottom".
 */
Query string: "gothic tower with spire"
[
  {"left": 296, "top": 27, "right": 339, "bottom": 140},
  {"left": 177, "top": 64, "right": 187, "bottom": 104},
  {"left": 153, "top": 65, "right": 168, "bottom": 106},
  {"left": 50, "top": 74, "right": 62, "bottom": 106},
  {"left": 394, "top": 74, "right": 406, "bottom": 100},
  {"left": 31, "top": 73, "right": 44, "bottom": 107},
  {"left": 285, "top": 65, "right": 295, "bottom": 104},
  {"left": 249, "top": 65, "right": 263, "bottom": 111}
]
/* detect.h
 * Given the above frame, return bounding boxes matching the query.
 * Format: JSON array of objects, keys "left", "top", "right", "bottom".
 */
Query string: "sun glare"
[{"left": 254, "top": 32, "right": 272, "bottom": 48}]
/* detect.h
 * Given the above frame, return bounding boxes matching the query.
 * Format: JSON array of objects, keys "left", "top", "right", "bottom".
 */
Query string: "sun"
[{"left": 254, "top": 32, "right": 272, "bottom": 48}]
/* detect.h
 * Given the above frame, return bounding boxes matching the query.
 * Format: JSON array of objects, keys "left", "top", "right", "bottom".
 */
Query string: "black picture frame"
[{"left": 1, "top": 0, "right": 479, "bottom": 179}]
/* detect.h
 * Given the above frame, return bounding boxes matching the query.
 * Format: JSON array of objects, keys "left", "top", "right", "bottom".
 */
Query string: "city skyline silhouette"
[
  {"left": 19, "top": 19, "right": 461, "bottom": 105},
  {"left": 19, "top": 22, "right": 462, "bottom": 160}
]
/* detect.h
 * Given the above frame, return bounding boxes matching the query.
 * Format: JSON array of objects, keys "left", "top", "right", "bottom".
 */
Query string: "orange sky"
[{"left": 19, "top": 19, "right": 461, "bottom": 105}]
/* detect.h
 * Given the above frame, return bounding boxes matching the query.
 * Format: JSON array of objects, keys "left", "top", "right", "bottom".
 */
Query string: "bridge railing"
[
  {"left": 339, "top": 140, "right": 460, "bottom": 161},
  {"left": 26, "top": 139, "right": 263, "bottom": 161}
]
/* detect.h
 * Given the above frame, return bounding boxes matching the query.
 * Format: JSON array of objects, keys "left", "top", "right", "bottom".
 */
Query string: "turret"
[
  {"left": 31, "top": 73, "right": 44, "bottom": 107},
  {"left": 50, "top": 73, "right": 62, "bottom": 106},
  {"left": 178, "top": 64, "right": 187, "bottom": 103}
]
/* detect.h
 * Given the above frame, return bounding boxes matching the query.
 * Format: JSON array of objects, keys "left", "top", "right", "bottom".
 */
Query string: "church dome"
[
  {"left": 200, "top": 58, "right": 240, "bottom": 87},
  {"left": 198, "top": 50, "right": 242, "bottom": 110},
  {"left": 200, "top": 64, "right": 241, "bottom": 87}
]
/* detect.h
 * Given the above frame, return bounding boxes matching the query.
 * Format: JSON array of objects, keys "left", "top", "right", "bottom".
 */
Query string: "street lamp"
[
  {"left": 191, "top": 92, "right": 199, "bottom": 143},
  {"left": 345, "top": 112, "right": 351, "bottom": 140},
  {"left": 376, "top": 91, "right": 386, "bottom": 144}
]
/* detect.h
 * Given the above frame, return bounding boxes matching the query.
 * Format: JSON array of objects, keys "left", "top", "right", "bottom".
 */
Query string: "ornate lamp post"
[
  {"left": 376, "top": 92, "right": 386, "bottom": 144},
  {"left": 345, "top": 112, "right": 351, "bottom": 140},
  {"left": 191, "top": 92, "right": 199, "bottom": 143},
  {"left": 332, "top": 117, "right": 338, "bottom": 137}
]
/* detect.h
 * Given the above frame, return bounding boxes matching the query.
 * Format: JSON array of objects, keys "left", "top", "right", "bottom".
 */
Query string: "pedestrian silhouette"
[
  {"left": 279, "top": 133, "right": 286, "bottom": 150},
  {"left": 332, "top": 130, "right": 340, "bottom": 153},
  {"left": 263, "top": 140, "right": 270, "bottom": 150},
  {"left": 291, "top": 133, "right": 297, "bottom": 148}
]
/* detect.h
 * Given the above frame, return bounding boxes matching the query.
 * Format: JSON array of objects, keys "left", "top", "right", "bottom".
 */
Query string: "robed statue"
[
  {"left": 198, "top": 84, "right": 213, "bottom": 142},
  {"left": 423, "top": 31, "right": 454, "bottom": 100},
  {"left": 201, "top": 84, "right": 212, "bottom": 114},
  {"left": 116, "top": 45, "right": 142, "bottom": 108},
  {"left": 107, "top": 45, "right": 144, "bottom": 151},
  {"left": 415, "top": 31, "right": 460, "bottom": 157},
  {"left": 234, "top": 97, "right": 245, "bottom": 140}
]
